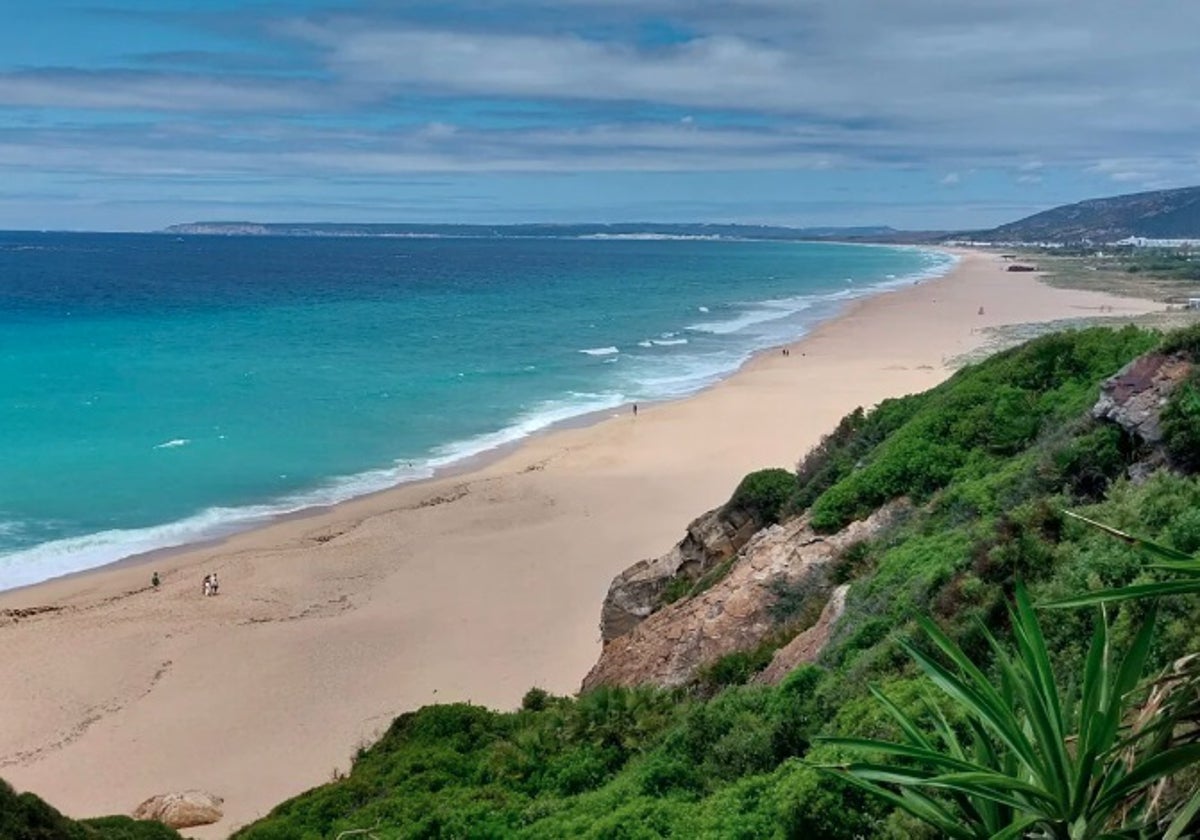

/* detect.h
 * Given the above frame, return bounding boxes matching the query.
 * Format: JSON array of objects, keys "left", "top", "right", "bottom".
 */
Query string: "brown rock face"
[
  {"left": 132, "top": 790, "right": 224, "bottom": 829},
  {"left": 582, "top": 503, "right": 905, "bottom": 691},
  {"left": 1092, "top": 352, "right": 1192, "bottom": 444},
  {"left": 754, "top": 584, "right": 849, "bottom": 685},
  {"left": 599, "top": 504, "right": 759, "bottom": 643}
]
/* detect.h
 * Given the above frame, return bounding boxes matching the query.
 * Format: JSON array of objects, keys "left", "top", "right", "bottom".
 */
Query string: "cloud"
[
  {"left": 269, "top": 2, "right": 1200, "bottom": 171},
  {"left": 284, "top": 22, "right": 798, "bottom": 111},
  {"left": 0, "top": 69, "right": 333, "bottom": 112},
  {"left": 0, "top": 119, "right": 847, "bottom": 178},
  {"left": 6, "top": 0, "right": 1200, "bottom": 228},
  {"left": 1086, "top": 157, "right": 1200, "bottom": 190},
  {"left": 8, "top": 1, "right": 1200, "bottom": 171}
]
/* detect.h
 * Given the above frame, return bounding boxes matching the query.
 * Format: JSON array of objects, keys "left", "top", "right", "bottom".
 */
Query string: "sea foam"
[{"left": 0, "top": 234, "right": 956, "bottom": 592}]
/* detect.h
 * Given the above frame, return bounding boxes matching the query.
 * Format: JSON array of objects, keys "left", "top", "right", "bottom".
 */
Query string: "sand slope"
[{"left": 0, "top": 252, "right": 1162, "bottom": 837}]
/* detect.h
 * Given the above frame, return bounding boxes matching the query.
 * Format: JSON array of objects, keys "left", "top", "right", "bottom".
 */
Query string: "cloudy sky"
[{"left": 3, "top": 0, "right": 1199, "bottom": 231}]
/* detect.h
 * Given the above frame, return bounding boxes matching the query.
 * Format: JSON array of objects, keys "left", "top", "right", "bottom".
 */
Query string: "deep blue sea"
[{"left": 0, "top": 232, "right": 954, "bottom": 590}]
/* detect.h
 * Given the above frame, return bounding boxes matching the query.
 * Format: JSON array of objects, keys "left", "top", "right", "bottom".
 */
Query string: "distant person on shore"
[
  {"left": 632, "top": 403, "right": 638, "bottom": 417},
  {"left": 209, "top": 572, "right": 219, "bottom": 596},
  {"left": 151, "top": 571, "right": 160, "bottom": 589},
  {"left": 202, "top": 574, "right": 211, "bottom": 597}
]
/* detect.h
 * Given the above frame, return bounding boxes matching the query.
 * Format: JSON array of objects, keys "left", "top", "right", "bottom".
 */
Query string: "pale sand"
[{"left": 0, "top": 251, "right": 1163, "bottom": 837}]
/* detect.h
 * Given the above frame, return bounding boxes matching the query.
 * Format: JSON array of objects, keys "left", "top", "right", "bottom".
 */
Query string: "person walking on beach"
[
  {"left": 151, "top": 571, "right": 160, "bottom": 589},
  {"left": 209, "top": 572, "right": 219, "bottom": 596},
  {"left": 632, "top": 403, "right": 638, "bottom": 417},
  {"left": 202, "top": 574, "right": 211, "bottom": 596}
]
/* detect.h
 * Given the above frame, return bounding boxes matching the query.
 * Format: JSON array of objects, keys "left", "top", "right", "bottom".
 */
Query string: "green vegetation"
[
  {"left": 821, "top": 586, "right": 1195, "bottom": 838},
  {"left": 801, "top": 326, "right": 1157, "bottom": 532},
  {"left": 660, "top": 556, "right": 737, "bottom": 605},
  {"left": 0, "top": 780, "right": 181, "bottom": 840},
  {"left": 728, "top": 468, "right": 795, "bottom": 525},
  {"left": 214, "top": 326, "right": 1200, "bottom": 838},
  {"left": 1029, "top": 248, "right": 1200, "bottom": 307},
  {"left": 1163, "top": 369, "right": 1200, "bottom": 472},
  {"left": 1123, "top": 250, "right": 1200, "bottom": 282}
]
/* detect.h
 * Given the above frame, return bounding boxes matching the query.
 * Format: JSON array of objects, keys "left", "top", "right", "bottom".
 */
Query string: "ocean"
[{"left": 0, "top": 232, "right": 954, "bottom": 590}]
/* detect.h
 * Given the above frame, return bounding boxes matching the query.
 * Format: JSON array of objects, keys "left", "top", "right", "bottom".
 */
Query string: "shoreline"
[
  {"left": 0, "top": 251, "right": 1165, "bottom": 837},
  {"left": 0, "top": 247, "right": 957, "bottom": 596}
]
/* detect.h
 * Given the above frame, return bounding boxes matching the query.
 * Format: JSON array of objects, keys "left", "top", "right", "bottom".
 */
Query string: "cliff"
[
  {"left": 582, "top": 326, "right": 1197, "bottom": 694},
  {"left": 583, "top": 502, "right": 907, "bottom": 690},
  {"left": 597, "top": 504, "right": 760, "bottom": 644}
]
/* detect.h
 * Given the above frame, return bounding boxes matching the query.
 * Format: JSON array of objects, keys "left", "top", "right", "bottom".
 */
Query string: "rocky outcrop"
[
  {"left": 754, "top": 584, "right": 849, "bottom": 685},
  {"left": 132, "top": 790, "right": 223, "bottom": 829},
  {"left": 583, "top": 503, "right": 906, "bottom": 690},
  {"left": 1093, "top": 352, "right": 1192, "bottom": 444},
  {"left": 599, "top": 504, "right": 759, "bottom": 643}
]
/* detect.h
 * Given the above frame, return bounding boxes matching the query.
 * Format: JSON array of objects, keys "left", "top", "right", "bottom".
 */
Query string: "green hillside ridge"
[
  {"left": 977, "top": 185, "right": 1200, "bottom": 243},
  {"left": 218, "top": 324, "right": 1200, "bottom": 839}
]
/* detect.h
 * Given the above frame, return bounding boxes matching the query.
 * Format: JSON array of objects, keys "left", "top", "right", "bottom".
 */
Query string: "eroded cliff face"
[
  {"left": 582, "top": 502, "right": 907, "bottom": 691},
  {"left": 599, "top": 504, "right": 759, "bottom": 644}
]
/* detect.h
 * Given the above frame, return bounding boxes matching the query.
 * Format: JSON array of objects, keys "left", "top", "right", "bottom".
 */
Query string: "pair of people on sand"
[{"left": 202, "top": 572, "right": 219, "bottom": 597}]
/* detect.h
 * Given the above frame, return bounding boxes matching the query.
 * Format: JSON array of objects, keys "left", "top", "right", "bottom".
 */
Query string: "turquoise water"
[{"left": 0, "top": 233, "right": 954, "bottom": 590}]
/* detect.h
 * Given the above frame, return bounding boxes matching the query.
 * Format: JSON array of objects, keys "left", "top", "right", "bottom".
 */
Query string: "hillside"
[
  {"left": 227, "top": 324, "right": 1200, "bottom": 839},
  {"left": 977, "top": 185, "right": 1200, "bottom": 243},
  {"left": 165, "top": 186, "right": 1200, "bottom": 247}
]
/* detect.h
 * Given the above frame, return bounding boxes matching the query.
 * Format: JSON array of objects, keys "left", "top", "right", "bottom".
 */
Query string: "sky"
[{"left": 2, "top": 0, "right": 1199, "bottom": 231}]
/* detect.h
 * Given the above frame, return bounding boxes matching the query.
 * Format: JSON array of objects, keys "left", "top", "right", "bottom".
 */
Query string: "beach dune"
[{"left": 0, "top": 252, "right": 1162, "bottom": 837}]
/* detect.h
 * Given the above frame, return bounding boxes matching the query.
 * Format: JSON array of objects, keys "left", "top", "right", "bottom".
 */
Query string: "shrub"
[
  {"left": 830, "top": 540, "right": 873, "bottom": 584},
  {"left": 1168, "top": 507, "right": 1200, "bottom": 554},
  {"left": 1159, "top": 321, "right": 1200, "bottom": 358},
  {"left": 1043, "top": 422, "right": 1128, "bottom": 499},
  {"left": 728, "top": 468, "right": 795, "bottom": 525},
  {"left": 0, "top": 779, "right": 182, "bottom": 840},
  {"left": 697, "top": 650, "right": 769, "bottom": 689},
  {"left": 767, "top": 575, "right": 827, "bottom": 626},
  {"left": 522, "top": 687, "right": 552, "bottom": 712},
  {"left": 636, "top": 753, "right": 702, "bottom": 795},
  {"left": 1162, "top": 370, "right": 1200, "bottom": 472}
]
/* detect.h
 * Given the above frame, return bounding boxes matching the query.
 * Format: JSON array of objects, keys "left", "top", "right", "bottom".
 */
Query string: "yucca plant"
[
  {"left": 1047, "top": 512, "right": 1200, "bottom": 835},
  {"left": 816, "top": 584, "right": 1200, "bottom": 839},
  {"left": 1045, "top": 512, "right": 1200, "bottom": 608}
]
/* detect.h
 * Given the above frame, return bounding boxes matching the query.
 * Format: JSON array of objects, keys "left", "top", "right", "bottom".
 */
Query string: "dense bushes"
[
  {"left": 1163, "top": 369, "right": 1200, "bottom": 471},
  {"left": 0, "top": 780, "right": 181, "bottom": 840},
  {"left": 727, "top": 468, "right": 795, "bottom": 525},
  {"left": 784, "top": 398, "right": 924, "bottom": 518},
  {"left": 803, "top": 326, "right": 1156, "bottom": 531},
  {"left": 234, "top": 326, "right": 1200, "bottom": 839}
]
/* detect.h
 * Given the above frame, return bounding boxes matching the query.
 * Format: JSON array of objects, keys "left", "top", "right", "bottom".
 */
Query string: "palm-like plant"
[
  {"left": 1045, "top": 512, "right": 1200, "bottom": 607},
  {"left": 816, "top": 584, "right": 1200, "bottom": 839},
  {"left": 1049, "top": 512, "right": 1200, "bottom": 834}
]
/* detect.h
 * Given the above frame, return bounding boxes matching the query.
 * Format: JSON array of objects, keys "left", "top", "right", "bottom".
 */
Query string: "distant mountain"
[
  {"left": 161, "top": 221, "right": 899, "bottom": 241},
  {"left": 973, "top": 185, "right": 1200, "bottom": 243}
]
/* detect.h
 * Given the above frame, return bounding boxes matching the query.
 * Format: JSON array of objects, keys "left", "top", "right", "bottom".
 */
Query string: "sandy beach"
[{"left": 0, "top": 251, "right": 1165, "bottom": 837}]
